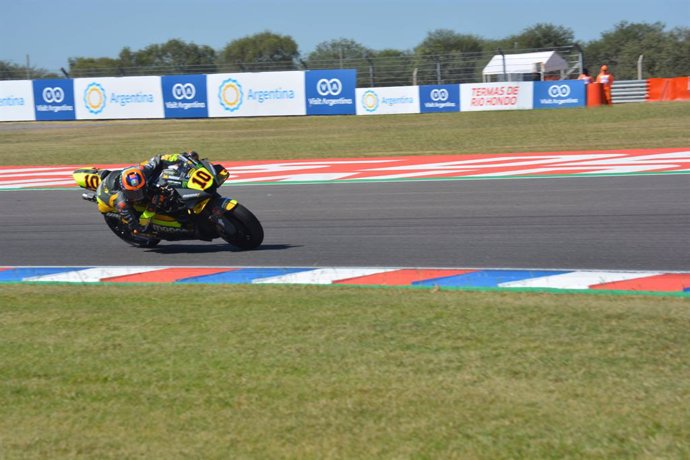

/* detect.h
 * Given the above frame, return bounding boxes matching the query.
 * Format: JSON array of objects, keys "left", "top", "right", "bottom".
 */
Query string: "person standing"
[
  {"left": 596, "top": 65, "right": 614, "bottom": 104},
  {"left": 578, "top": 68, "right": 593, "bottom": 84}
]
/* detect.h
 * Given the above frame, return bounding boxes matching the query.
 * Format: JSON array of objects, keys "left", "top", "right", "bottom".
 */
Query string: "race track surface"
[{"left": 1, "top": 175, "right": 688, "bottom": 271}]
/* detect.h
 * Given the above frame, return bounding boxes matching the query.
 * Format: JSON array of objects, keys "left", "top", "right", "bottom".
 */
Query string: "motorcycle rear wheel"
[
  {"left": 219, "top": 204, "right": 264, "bottom": 250},
  {"left": 104, "top": 215, "right": 161, "bottom": 248}
]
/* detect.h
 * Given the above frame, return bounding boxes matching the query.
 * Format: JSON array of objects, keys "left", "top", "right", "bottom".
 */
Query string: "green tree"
[
  {"left": 306, "top": 38, "right": 372, "bottom": 67},
  {"left": 414, "top": 29, "right": 484, "bottom": 84},
  {"left": 0, "top": 61, "right": 29, "bottom": 80},
  {"left": 0, "top": 60, "right": 57, "bottom": 80},
  {"left": 370, "top": 49, "right": 414, "bottom": 87},
  {"left": 122, "top": 39, "right": 216, "bottom": 75},
  {"left": 501, "top": 23, "right": 575, "bottom": 49},
  {"left": 659, "top": 27, "right": 690, "bottom": 78},
  {"left": 306, "top": 38, "right": 374, "bottom": 86},
  {"left": 584, "top": 22, "right": 689, "bottom": 79},
  {"left": 218, "top": 31, "right": 299, "bottom": 72},
  {"left": 68, "top": 57, "right": 122, "bottom": 78}
]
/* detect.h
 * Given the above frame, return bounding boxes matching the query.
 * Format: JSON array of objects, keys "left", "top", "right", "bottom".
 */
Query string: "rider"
[{"left": 96, "top": 151, "right": 201, "bottom": 234}]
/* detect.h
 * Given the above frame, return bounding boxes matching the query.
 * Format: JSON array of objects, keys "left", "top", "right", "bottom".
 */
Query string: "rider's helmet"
[{"left": 120, "top": 167, "right": 146, "bottom": 201}]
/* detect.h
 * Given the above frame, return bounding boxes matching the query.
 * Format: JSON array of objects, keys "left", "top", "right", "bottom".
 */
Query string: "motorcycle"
[{"left": 73, "top": 158, "right": 264, "bottom": 250}]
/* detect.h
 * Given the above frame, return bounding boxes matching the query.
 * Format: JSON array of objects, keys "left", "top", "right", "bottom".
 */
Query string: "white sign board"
[
  {"left": 0, "top": 80, "right": 35, "bottom": 121},
  {"left": 74, "top": 77, "right": 164, "bottom": 120},
  {"left": 207, "top": 71, "right": 306, "bottom": 117},
  {"left": 356, "top": 86, "right": 420, "bottom": 115},
  {"left": 460, "top": 82, "right": 534, "bottom": 111}
]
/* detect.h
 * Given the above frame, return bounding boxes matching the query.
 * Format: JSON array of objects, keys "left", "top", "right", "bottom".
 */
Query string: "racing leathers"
[{"left": 96, "top": 152, "right": 199, "bottom": 234}]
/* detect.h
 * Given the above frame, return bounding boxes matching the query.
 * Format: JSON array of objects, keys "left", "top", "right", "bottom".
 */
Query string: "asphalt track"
[{"left": 1, "top": 174, "right": 688, "bottom": 271}]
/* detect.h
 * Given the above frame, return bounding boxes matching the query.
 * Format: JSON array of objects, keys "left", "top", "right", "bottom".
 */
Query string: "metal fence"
[
  {"left": 611, "top": 80, "right": 649, "bottom": 104},
  {"left": 4, "top": 46, "right": 585, "bottom": 86}
]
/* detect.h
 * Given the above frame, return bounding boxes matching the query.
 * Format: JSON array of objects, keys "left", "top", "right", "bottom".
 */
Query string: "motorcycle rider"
[{"left": 96, "top": 151, "right": 201, "bottom": 234}]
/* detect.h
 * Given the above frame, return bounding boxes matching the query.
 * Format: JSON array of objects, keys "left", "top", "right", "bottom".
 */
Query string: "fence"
[
  {"left": 2, "top": 46, "right": 584, "bottom": 87},
  {"left": 611, "top": 80, "right": 648, "bottom": 104}
]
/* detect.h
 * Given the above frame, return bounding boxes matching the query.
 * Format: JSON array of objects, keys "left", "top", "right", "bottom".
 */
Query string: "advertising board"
[
  {"left": 33, "top": 79, "right": 76, "bottom": 121},
  {"left": 460, "top": 82, "right": 533, "bottom": 111},
  {"left": 74, "top": 77, "right": 164, "bottom": 120},
  {"left": 533, "top": 81, "right": 586, "bottom": 109},
  {"left": 305, "top": 69, "right": 356, "bottom": 115},
  {"left": 355, "top": 86, "right": 420, "bottom": 115},
  {"left": 162, "top": 74, "right": 208, "bottom": 118},
  {"left": 207, "top": 71, "right": 306, "bottom": 118},
  {"left": 0, "top": 80, "right": 35, "bottom": 121},
  {"left": 419, "top": 84, "right": 460, "bottom": 113}
]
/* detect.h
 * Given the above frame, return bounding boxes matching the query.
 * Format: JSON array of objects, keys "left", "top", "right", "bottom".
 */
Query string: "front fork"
[
  {"left": 209, "top": 197, "right": 239, "bottom": 236},
  {"left": 211, "top": 197, "right": 238, "bottom": 215}
]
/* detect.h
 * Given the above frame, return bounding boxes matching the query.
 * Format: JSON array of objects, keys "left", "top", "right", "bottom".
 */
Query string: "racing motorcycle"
[{"left": 73, "top": 158, "right": 263, "bottom": 250}]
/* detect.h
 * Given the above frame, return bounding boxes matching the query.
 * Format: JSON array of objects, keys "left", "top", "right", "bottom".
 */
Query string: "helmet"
[
  {"left": 601, "top": 64, "right": 609, "bottom": 71},
  {"left": 120, "top": 167, "right": 146, "bottom": 201}
]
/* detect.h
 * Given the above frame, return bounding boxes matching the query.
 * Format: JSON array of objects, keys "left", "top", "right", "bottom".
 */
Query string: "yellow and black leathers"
[{"left": 96, "top": 152, "right": 199, "bottom": 231}]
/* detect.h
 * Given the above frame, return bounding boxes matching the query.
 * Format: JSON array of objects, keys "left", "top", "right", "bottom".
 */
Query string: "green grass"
[
  {"left": 2, "top": 103, "right": 690, "bottom": 458},
  {"left": 1, "top": 101, "right": 688, "bottom": 166},
  {"left": 1, "top": 284, "right": 689, "bottom": 459}
]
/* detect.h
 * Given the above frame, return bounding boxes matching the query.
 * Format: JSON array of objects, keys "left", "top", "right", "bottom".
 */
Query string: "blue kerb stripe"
[
  {"left": 177, "top": 267, "right": 314, "bottom": 284},
  {"left": 0, "top": 267, "right": 91, "bottom": 282},
  {"left": 413, "top": 270, "right": 571, "bottom": 288}
]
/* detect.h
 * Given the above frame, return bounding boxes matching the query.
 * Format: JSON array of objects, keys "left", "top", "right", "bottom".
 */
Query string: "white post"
[{"left": 637, "top": 55, "right": 644, "bottom": 80}]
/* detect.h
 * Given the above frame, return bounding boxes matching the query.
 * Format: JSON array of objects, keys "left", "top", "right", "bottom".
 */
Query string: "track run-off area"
[
  {"left": 1, "top": 148, "right": 689, "bottom": 189},
  {"left": 1, "top": 148, "right": 689, "bottom": 295}
]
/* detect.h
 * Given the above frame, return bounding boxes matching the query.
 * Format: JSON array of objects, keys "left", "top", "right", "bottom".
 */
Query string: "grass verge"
[
  {"left": 1, "top": 284, "right": 689, "bottom": 458},
  {"left": 1, "top": 101, "right": 688, "bottom": 166}
]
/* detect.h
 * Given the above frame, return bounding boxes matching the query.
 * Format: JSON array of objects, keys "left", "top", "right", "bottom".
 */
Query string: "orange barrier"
[
  {"left": 586, "top": 82, "right": 603, "bottom": 106},
  {"left": 648, "top": 77, "right": 690, "bottom": 101}
]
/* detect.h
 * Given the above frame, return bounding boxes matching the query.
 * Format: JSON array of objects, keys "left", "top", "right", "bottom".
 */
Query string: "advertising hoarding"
[
  {"left": 419, "top": 84, "right": 460, "bottom": 113},
  {"left": 533, "top": 80, "right": 586, "bottom": 109},
  {"left": 207, "top": 71, "right": 306, "bottom": 118},
  {"left": 460, "top": 82, "right": 533, "bottom": 111},
  {"left": 305, "top": 69, "right": 356, "bottom": 115},
  {"left": 162, "top": 74, "right": 208, "bottom": 118},
  {"left": 74, "top": 76, "right": 164, "bottom": 120},
  {"left": 0, "top": 80, "right": 35, "bottom": 121},
  {"left": 355, "top": 86, "right": 420, "bottom": 115},
  {"left": 33, "top": 79, "right": 76, "bottom": 121}
]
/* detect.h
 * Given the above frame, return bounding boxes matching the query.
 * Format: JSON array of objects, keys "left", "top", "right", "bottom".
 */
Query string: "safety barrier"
[
  {"left": 4, "top": 70, "right": 686, "bottom": 122},
  {"left": 611, "top": 80, "right": 648, "bottom": 104},
  {"left": 647, "top": 77, "right": 690, "bottom": 102}
]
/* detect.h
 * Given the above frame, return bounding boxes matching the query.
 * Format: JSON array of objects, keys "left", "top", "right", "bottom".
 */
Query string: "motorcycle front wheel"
[
  {"left": 104, "top": 215, "right": 161, "bottom": 248},
  {"left": 219, "top": 203, "right": 264, "bottom": 250}
]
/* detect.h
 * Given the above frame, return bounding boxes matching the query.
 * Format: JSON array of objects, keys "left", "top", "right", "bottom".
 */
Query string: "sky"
[{"left": 2, "top": 0, "right": 689, "bottom": 71}]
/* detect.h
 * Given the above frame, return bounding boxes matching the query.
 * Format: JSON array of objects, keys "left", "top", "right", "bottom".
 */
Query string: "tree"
[
  {"left": 68, "top": 57, "right": 122, "bottom": 77},
  {"left": 370, "top": 49, "right": 414, "bottom": 87},
  {"left": 122, "top": 39, "right": 216, "bottom": 75},
  {"left": 0, "top": 61, "right": 29, "bottom": 80},
  {"left": 660, "top": 27, "right": 690, "bottom": 78},
  {"left": 305, "top": 38, "right": 375, "bottom": 86},
  {"left": 0, "top": 60, "right": 57, "bottom": 80},
  {"left": 414, "top": 29, "right": 484, "bottom": 84},
  {"left": 502, "top": 23, "right": 575, "bottom": 49},
  {"left": 584, "top": 22, "right": 690, "bottom": 79},
  {"left": 306, "top": 38, "right": 372, "bottom": 67},
  {"left": 218, "top": 31, "right": 299, "bottom": 72}
]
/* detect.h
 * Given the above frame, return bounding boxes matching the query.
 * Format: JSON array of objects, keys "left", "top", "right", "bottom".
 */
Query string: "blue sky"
[{"left": 2, "top": 0, "right": 688, "bottom": 71}]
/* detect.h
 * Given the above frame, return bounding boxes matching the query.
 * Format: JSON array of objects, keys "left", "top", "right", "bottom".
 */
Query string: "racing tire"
[
  {"left": 104, "top": 215, "right": 161, "bottom": 248},
  {"left": 219, "top": 204, "right": 264, "bottom": 250}
]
